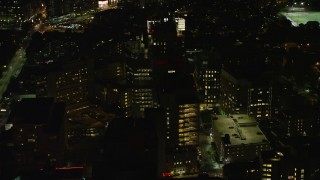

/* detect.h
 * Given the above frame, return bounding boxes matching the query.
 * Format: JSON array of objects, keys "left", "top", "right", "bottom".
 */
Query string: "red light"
[
  {"left": 162, "top": 172, "right": 171, "bottom": 177},
  {"left": 156, "top": 60, "right": 168, "bottom": 65},
  {"left": 55, "top": 166, "right": 83, "bottom": 170}
]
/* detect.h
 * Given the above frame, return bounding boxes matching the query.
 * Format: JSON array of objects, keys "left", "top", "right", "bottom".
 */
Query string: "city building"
[
  {"left": 71, "top": 0, "right": 97, "bottom": 13},
  {"left": 278, "top": 94, "right": 320, "bottom": 137},
  {"left": 2, "top": 0, "right": 320, "bottom": 179},
  {"left": 193, "top": 51, "right": 221, "bottom": 108},
  {"left": 223, "top": 161, "right": 260, "bottom": 180},
  {"left": 7, "top": 98, "right": 66, "bottom": 170},
  {"left": 259, "top": 138, "right": 320, "bottom": 180},
  {"left": 0, "top": 0, "right": 39, "bottom": 28},
  {"left": 220, "top": 68, "right": 272, "bottom": 120},
  {"left": 47, "top": 61, "right": 89, "bottom": 113},
  {"left": 157, "top": 74, "right": 199, "bottom": 147},
  {"left": 145, "top": 108, "right": 167, "bottom": 178},
  {"left": 270, "top": 76, "right": 294, "bottom": 118},
  {"left": 177, "top": 102, "right": 199, "bottom": 146},
  {"left": 212, "top": 114, "right": 271, "bottom": 163},
  {"left": 158, "top": 93, "right": 200, "bottom": 148},
  {"left": 91, "top": 8, "right": 144, "bottom": 50},
  {"left": 128, "top": 60, "right": 157, "bottom": 118},
  {"left": 147, "top": 16, "right": 185, "bottom": 75},
  {"left": 148, "top": 18, "right": 177, "bottom": 56},
  {"left": 145, "top": 107, "right": 199, "bottom": 178},
  {"left": 259, "top": 150, "right": 284, "bottom": 180},
  {"left": 132, "top": 87, "right": 154, "bottom": 117},
  {"left": 220, "top": 69, "right": 250, "bottom": 115},
  {"left": 91, "top": 57, "right": 133, "bottom": 117},
  {"left": 199, "top": 67, "right": 220, "bottom": 107},
  {"left": 94, "top": 83, "right": 133, "bottom": 117},
  {"left": 45, "top": 0, "right": 63, "bottom": 17},
  {"left": 165, "top": 147, "right": 198, "bottom": 176},
  {"left": 144, "top": 73, "right": 199, "bottom": 177},
  {"left": 45, "top": 0, "right": 97, "bottom": 18}
]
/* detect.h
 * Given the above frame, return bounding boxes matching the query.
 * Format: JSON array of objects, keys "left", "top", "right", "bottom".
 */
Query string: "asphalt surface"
[
  {"left": 0, "top": 42, "right": 27, "bottom": 100},
  {"left": 199, "top": 132, "right": 223, "bottom": 177}
]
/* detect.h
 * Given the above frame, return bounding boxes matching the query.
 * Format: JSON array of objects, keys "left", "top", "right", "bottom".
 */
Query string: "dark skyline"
[{"left": 1, "top": 0, "right": 320, "bottom": 179}]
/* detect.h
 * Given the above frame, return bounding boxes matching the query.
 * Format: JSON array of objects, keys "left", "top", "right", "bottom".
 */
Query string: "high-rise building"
[
  {"left": 145, "top": 107, "right": 199, "bottom": 177},
  {"left": 147, "top": 17, "right": 185, "bottom": 74},
  {"left": 247, "top": 87, "right": 272, "bottom": 120},
  {"left": 157, "top": 74, "right": 199, "bottom": 147},
  {"left": 145, "top": 108, "right": 166, "bottom": 178},
  {"left": 47, "top": 61, "right": 89, "bottom": 113},
  {"left": 220, "top": 69, "right": 250, "bottom": 115},
  {"left": 270, "top": 76, "right": 294, "bottom": 118},
  {"left": 220, "top": 69, "right": 272, "bottom": 120},
  {"left": 132, "top": 88, "right": 154, "bottom": 117},
  {"left": 177, "top": 103, "right": 199, "bottom": 146},
  {"left": 129, "top": 60, "right": 156, "bottom": 118},
  {"left": 200, "top": 68, "right": 220, "bottom": 107},
  {"left": 144, "top": 73, "right": 199, "bottom": 177},
  {"left": 148, "top": 19, "right": 178, "bottom": 56},
  {"left": 194, "top": 51, "right": 221, "bottom": 108}
]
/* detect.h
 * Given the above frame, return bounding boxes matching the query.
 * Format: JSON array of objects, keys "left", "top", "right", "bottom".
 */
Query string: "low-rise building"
[{"left": 212, "top": 114, "right": 270, "bottom": 163}]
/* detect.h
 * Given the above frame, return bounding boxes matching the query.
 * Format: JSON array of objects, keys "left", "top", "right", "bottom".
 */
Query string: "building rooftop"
[
  {"left": 9, "top": 98, "right": 55, "bottom": 124},
  {"left": 8, "top": 98, "right": 65, "bottom": 132},
  {"left": 213, "top": 114, "right": 269, "bottom": 146}
]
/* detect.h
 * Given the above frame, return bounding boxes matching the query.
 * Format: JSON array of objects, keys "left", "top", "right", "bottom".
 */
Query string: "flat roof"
[
  {"left": 9, "top": 98, "right": 55, "bottom": 124},
  {"left": 213, "top": 114, "right": 269, "bottom": 146}
]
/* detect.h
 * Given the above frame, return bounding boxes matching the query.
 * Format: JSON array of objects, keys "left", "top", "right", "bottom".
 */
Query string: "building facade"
[{"left": 220, "top": 69, "right": 273, "bottom": 120}]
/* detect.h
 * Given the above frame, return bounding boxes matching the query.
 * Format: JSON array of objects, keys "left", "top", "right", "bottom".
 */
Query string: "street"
[
  {"left": 198, "top": 132, "right": 223, "bottom": 177},
  {"left": 0, "top": 43, "right": 27, "bottom": 100}
]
